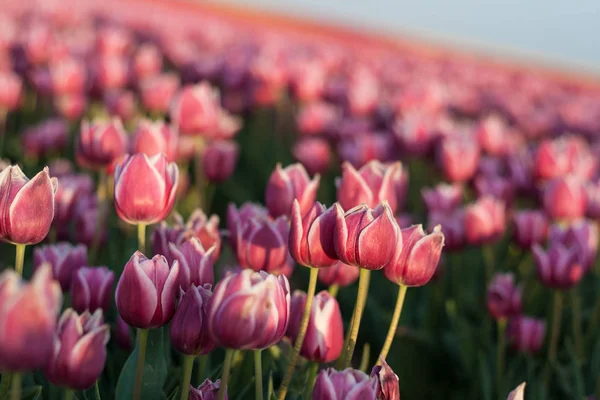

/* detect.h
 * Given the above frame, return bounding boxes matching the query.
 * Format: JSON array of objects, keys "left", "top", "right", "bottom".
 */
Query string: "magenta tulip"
[
  {"left": 265, "top": 163, "right": 320, "bottom": 218},
  {"left": 203, "top": 140, "right": 239, "bottom": 183},
  {"left": 532, "top": 243, "right": 584, "bottom": 289},
  {"left": 34, "top": 243, "right": 87, "bottom": 291},
  {"left": 190, "top": 379, "right": 224, "bottom": 400},
  {"left": 130, "top": 119, "right": 179, "bottom": 162},
  {"left": 169, "top": 237, "right": 215, "bottom": 291},
  {"left": 486, "top": 273, "right": 522, "bottom": 320},
  {"left": 318, "top": 261, "right": 360, "bottom": 288},
  {"left": 170, "top": 284, "right": 215, "bottom": 355},
  {"left": 370, "top": 358, "right": 400, "bottom": 400},
  {"left": 508, "top": 316, "right": 546, "bottom": 353},
  {"left": 313, "top": 368, "right": 378, "bottom": 400},
  {"left": 76, "top": 118, "right": 128, "bottom": 171},
  {"left": 289, "top": 200, "right": 337, "bottom": 268},
  {"left": 512, "top": 210, "right": 549, "bottom": 249},
  {"left": 543, "top": 175, "right": 587, "bottom": 221},
  {"left": 71, "top": 267, "right": 115, "bottom": 313},
  {"left": 226, "top": 202, "right": 269, "bottom": 250}
]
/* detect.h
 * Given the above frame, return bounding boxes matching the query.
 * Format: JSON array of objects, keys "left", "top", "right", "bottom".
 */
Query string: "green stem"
[
  {"left": 378, "top": 284, "right": 408, "bottom": 363},
  {"left": 343, "top": 268, "right": 372, "bottom": 368},
  {"left": 327, "top": 284, "right": 339, "bottom": 298},
  {"left": 137, "top": 224, "right": 147, "bottom": 254},
  {"left": 277, "top": 267, "right": 319, "bottom": 400},
  {"left": 133, "top": 328, "right": 149, "bottom": 400},
  {"left": 254, "top": 350, "right": 264, "bottom": 400},
  {"left": 89, "top": 170, "right": 107, "bottom": 263},
  {"left": 483, "top": 244, "right": 495, "bottom": 283},
  {"left": 14, "top": 244, "right": 26, "bottom": 276},
  {"left": 571, "top": 288, "right": 583, "bottom": 361},
  {"left": 0, "top": 373, "right": 12, "bottom": 399},
  {"left": 496, "top": 318, "right": 507, "bottom": 399},
  {"left": 180, "top": 355, "right": 195, "bottom": 400},
  {"left": 359, "top": 343, "right": 370, "bottom": 372},
  {"left": 218, "top": 349, "right": 234, "bottom": 400},
  {"left": 304, "top": 362, "right": 319, "bottom": 400},
  {"left": 64, "top": 389, "right": 73, "bottom": 400},
  {"left": 205, "top": 182, "right": 216, "bottom": 214},
  {"left": 545, "top": 291, "right": 563, "bottom": 384},
  {"left": 9, "top": 372, "right": 20, "bottom": 400},
  {"left": 94, "top": 381, "right": 101, "bottom": 399},
  {"left": 196, "top": 354, "right": 208, "bottom": 384}
]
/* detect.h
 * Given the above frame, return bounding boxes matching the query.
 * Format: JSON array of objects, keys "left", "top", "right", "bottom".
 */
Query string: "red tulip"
[
  {"left": 289, "top": 200, "right": 337, "bottom": 268},
  {"left": 265, "top": 163, "right": 320, "bottom": 218}
]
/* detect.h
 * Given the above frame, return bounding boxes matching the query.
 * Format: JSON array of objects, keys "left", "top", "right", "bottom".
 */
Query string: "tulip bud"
[
  {"left": 293, "top": 137, "right": 332, "bottom": 176},
  {"left": 428, "top": 210, "right": 465, "bottom": 251},
  {"left": 49, "top": 57, "right": 87, "bottom": 95},
  {"left": 183, "top": 209, "right": 222, "bottom": 258},
  {"left": 421, "top": 183, "right": 463, "bottom": 213},
  {"left": 487, "top": 273, "right": 522, "bottom": 320},
  {"left": 207, "top": 269, "right": 290, "bottom": 349},
  {"left": 171, "top": 82, "right": 220, "bottom": 136},
  {"left": 0, "top": 166, "right": 58, "bottom": 245},
  {"left": 76, "top": 118, "right": 128, "bottom": 171},
  {"left": 313, "top": 368, "right": 378, "bottom": 400},
  {"left": 512, "top": 210, "right": 548, "bottom": 249},
  {"left": 337, "top": 161, "right": 402, "bottom": 213},
  {"left": 44, "top": 309, "right": 110, "bottom": 390},
  {"left": 370, "top": 358, "right": 400, "bottom": 400},
  {"left": 139, "top": 72, "right": 180, "bottom": 114},
  {"left": 289, "top": 200, "right": 337, "bottom": 268},
  {"left": 266, "top": 163, "right": 320, "bottom": 218},
  {"left": 464, "top": 196, "right": 506, "bottom": 245},
  {"left": 532, "top": 243, "right": 583, "bottom": 289},
  {"left": 334, "top": 203, "right": 399, "bottom": 270},
  {"left": 437, "top": 135, "right": 480, "bottom": 182},
  {"left": 0, "top": 265, "right": 62, "bottom": 371},
  {"left": 0, "top": 70, "right": 22, "bottom": 111},
  {"left": 203, "top": 140, "right": 239, "bottom": 183},
  {"left": 114, "top": 315, "right": 132, "bottom": 351},
  {"left": 132, "top": 43, "right": 162, "bottom": 81},
  {"left": 549, "top": 219, "right": 598, "bottom": 272},
  {"left": 227, "top": 202, "right": 269, "bottom": 250},
  {"left": 131, "top": 119, "right": 179, "bottom": 162},
  {"left": 54, "top": 93, "right": 87, "bottom": 121},
  {"left": 318, "top": 261, "right": 360, "bottom": 288},
  {"left": 34, "top": 243, "right": 87, "bottom": 292},
  {"left": 543, "top": 176, "right": 587, "bottom": 221},
  {"left": 475, "top": 115, "right": 509, "bottom": 156},
  {"left": 169, "top": 237, "right": 215, "bottom": 291},
  {"left": 508, "top": 316, "right": 546, "bottom": 353},
  {"left": 384, "top": 224, "right": 444, "bottom": 287},
  {"left": 115, "top": 251, "right": 180, "bottom": 328},
  {"left": 71, "top": 266, "right": 114, "bottom": 313},
  {"left": 507, "top": 382, "right": 526, "bottom": 400},
  {"left": 170, "top": 284, "right": 216, "bottom": 355},
  {"left": 190, "top": 379, "right": 224, "bottom": 400},
  {"left": 96, "top": 55, "right": 128, "bottom": 90},
  {"left": 296, "top": 101, "right": 339, "bottom": 135},
  {"left": 114, "top": 153, "right": 179, "bottom": 225},
  {"left": 104, "top": 89, "right": 138, "bottom": 121}
]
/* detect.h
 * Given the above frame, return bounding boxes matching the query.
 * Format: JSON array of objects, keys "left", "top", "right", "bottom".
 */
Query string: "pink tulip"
[
  {"left": 312, "top": 368, "right": 378, "bottom": 400},
  {"left": 171, "top": 82, "right": 220, "bottom": 136},
  {"left": 139, "top": 72, "right": 180, "bottom": 113},
  {"left": 0, "top": 70, "right": 22, "bottom": 111},
  {"left": 227, "top": 202, "right": 269, "bottom": 250},
  {"left": 265, "top": 163, "right": 320, "bottom": 218},
  {"left": 296, "top": 101, "right": 339, "bottom": 135},
  {"left": 54, "top": 93, "right": 87, "bottom": 121},
  {"left": 169, "top": 237, "right": 215, "bottom": 291},
  {"left": 532, "top": 243, "right": 584, "bottom": 289},
  {"left": 437, "top": 135, "right": 480, "bottom": 182},
  {"left": 34, "top": 243, "right": 87, "bottom": 292},
  {"left": 464, "top": 196, "right": 506, "bottom": 245},
  {"left": 76, "top": 118, "right": 128, "bottom": 171},
  {"left": 318, "top": 261, "right": 360, "bottom": 288},
  {"left": 292, "top": 137, "right": 332, "bottom": 176},
  {"left": 543, "top": 175, "right": 587, "bottom": 221},
  {"left": 70, "top": 267, "right": 115, "bottom": 313},
  {"left": 487, "top": 273, "right": 522, "bottom": 320},
  {"left": 49, "top": 57, "right": 87, "bottom": 95},
  {"left": 130, "top": 119, "right": 179, "bottom": 162},
  {"left": 132, "top": 43, "right": 162, "bottom": 81}
]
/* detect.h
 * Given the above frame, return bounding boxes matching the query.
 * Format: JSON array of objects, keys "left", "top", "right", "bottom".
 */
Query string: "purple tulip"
[
  {"left": 312, "top": 368, "right": 378, "bottom": 400},
  {"left": 265, "top": 163, "right": 320, "bottom": 218},
  {"left": 487, "top": 273, "right": 522, "bottom": 320},
  {"left": 318, "top": 261, "right": 360, "bottom": 288},
  {"left": 71, "top": 266, "right": 115, "bottom": 313},
  {"left": 203, "top": 140, "right": 239, "bottom": 183},
  {"left": 370, "top": 358, "right": 400, "bottom": 400},
  {"left": 170, "top": 284, "right": 216, "bottom": 355},
  {"left": 190, "top": 379, "right": 224, "bottom": 400},
  {"left": 169, "top": 237, "right": 215, "bottom": 291},
  {"left": 34, "top": 242, "right": 88, "bottom": 292}
]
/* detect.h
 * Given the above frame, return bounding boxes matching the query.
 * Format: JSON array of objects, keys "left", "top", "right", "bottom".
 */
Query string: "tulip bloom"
[
  {"left": 532, "top": 243, "right": 584, "bottom": 289},
  {"left": 296, "top": 101, "right": 339, "bottom": 135},
  {"left": 318, "top": 261, "right": 360, "bottom": 289},
  {"left": 34, "top": 242, "right": 88, "bottom": 291},
  {"left": 312, "top": 368, "right": 378, "bottom": 400},
  {"left": 44, "top": 309, "right": 110, "bottom": 390},
  {"left": 507, "top": 383, "right": 526, "bottom": 400},
  {"left": 463, "top": 196, "right": 506, "bottom": 245},
  {"left": 292, "top": 138, "right": 332, "bottom": 176},
  {"left": 486, "top": 273, "right": 522, "bottom": 320},
  {"left": 49, "top": 57, "right": 87, "bottom": 95},
  {"left": 0, "top": 70, "right": 22, "bottom": 112},
  {"left": 104, "top": 90, "right": 138, "bottom": 121},
  {"left": 437, "top": 135, "right": 480, "bottom": 182},
  {"left": 370, "top": 359, "right": 400, "bottom": 400},
  {"left": 190, "top": 379, "right": 224, "bottom": 400},
  {"left": 21, "top": 118, "right": 69, "bottom": 158},
  {"left": 170, "top": 82, "right": 221, "bottom": 136},
  {"left": 114, "top": 153, "right": 179, "bottom": 225},
  {"left": 115, "top": 251, "right": 180, "bottom": 328},
  {"left": 76, "top": 118, "right": 128, "bottom": 171},
  {"left": 286, "top": 290, "right": 344, "bottom": 363},
  {"left": 543, "top": 175, "right": 587, "bottom": 221},
  {"left": 130, "top": 119, "right": 179, "bottom": 162},
  {"left": 265, "top": 163, "right": 320, "bottom": 218},
  {"left": 512, "top": 210, "right": 548, "bottom": 249},
  {"left": 549, "top": 220, "right": 598, "bottom": 272},
  {"left": 71, "top": 267, "right": 115, "bottom": 313},
  {"left": 336, "top": 161, "right": 403, "bottom": 213},
  {"left": 289, "top": 200, "right": 337, "bottom": 268},
  {"left": 140, "top": 72, "right": 180, "bottom": 114},
  {"left": 507, "top": 316, "right": 546, "bottom": 353},
  {"left": 170, "top": 284, "right": 215, "bottom": 355},
  {"left": 169, "top": 237, "right": 215, "bottom": 291},
  {"left": 421, "top": 183, "right": 463, "bottom": 213},
  {"left": 0, "top": 265, "right": 62, "bottom": 371},
  {"left": 52, "top": 174, "right": 94, "bottom": 235},
  {"left": 203, "top": 140, "right": 239, "bottom": 183},
  {"left": 0, "top": 166, "right": 58, "bottom": 245},
  {"left": 428, "top": 209, "right": 466, "bottom": 251},
  {"left": 227, "top": 203, "right": 269, "bottom": 250},
  {"left": 132, "top": 43, "right": 162, "bottom": 81}
]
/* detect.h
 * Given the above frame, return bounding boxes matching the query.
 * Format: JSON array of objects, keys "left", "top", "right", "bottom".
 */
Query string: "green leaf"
[
  {"left": 19, "top": 385, "right": 43, "bottom": 400},
  {"left": 115, "top": 327, "right": 168, "bottom": 400},
  {"left": 477, "top": 352, "right": 492, "bottom": 400},
  {"left": 83, "top": 381, "right": 102, "bottom": 400}
]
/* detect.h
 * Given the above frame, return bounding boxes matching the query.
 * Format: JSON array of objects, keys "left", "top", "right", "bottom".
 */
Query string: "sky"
[{"left": 219, "top": 0, "right": 600, "bottom": 74}]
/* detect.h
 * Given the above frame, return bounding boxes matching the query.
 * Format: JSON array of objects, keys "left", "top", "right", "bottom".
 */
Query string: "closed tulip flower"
[
  {"left": 266, "top": 163, "right": 320, "bottom": 218},
  {"left": 71, "top": 267, "right": 115, "bottom": 313},
  {"left": 208, "top": 269, "right": 290, "bottom": 349},
  {"left": 383, "top": 224, "right": 444, "bottom": 287},
  {"left": 76, "top": 118, "right": 127, "bottom": 171},
  {"left": 49, "top": 57, "right": 87, "bottom": 95},
  {"left": 421, "top": 183, "right": 463, "bottom": 213},
  {"left": 104, "top": 89, "right": 138, "bottom": 121},
  {"left": 292, "top": 137, "right": 332, "bottom": 175},
  {"left": 0, "top": 265, "right": 62, "bottom": 371},
  {"left": 140, "top": 72, "right": 180, "bottom": 113},
  {"left": 464, "top": 196, "right": 506, "bottom": 245},
  {"left": 43, "top": 309, "right": 110, "bottom": 390},
  {"left": 171, "top": 82, "right": 220, "bottom": 136},
  {"left": 428, "top": 209, "right": 466, "bottom": 251},
  {"left": 486, "top": 273, "right": 522, "bottom": 320},
  {"left": 95, "top": 55, "right": 128, "bottom": 90},
  {"left": 130, "top": 119, "right": 179, "bottom": 162},
  {"left": 313, "top": 368, "right": 378, "bottom": 400},
  {"left": 549, "top": 219, "right": 598, "bottom": 272},
  {"left": 296, "top": 101, "right": 339, "bottom": 135},
  {"left": 286, "top": 290, "right": 344, "bottom": 363},
  {"left": 114, "top": 153, "right": 179, "bottom": 225},
  {"left": 227, "top": 202, "right": 269, "bottom": 250},
  {"left": 337, "top": 161, "right": 402, "bottom": 213},
  {"left": 543, "top": 175, "right": 587, "bottom": 221},
  {"left": 115, "top": 251, "right": 180, "bottom": 328},
  {"left": 532, "top": 243, "right": 583, "bottom": 289},
  {"left": 534, "top": 138, "right": 571, "bottom": 181},
  {"left": 170, "top": 284, "right": 215, "bottom": 355},
  {"left": 370, "top": 358, "right": 400, "bottom": 400},
  {"left": 512, "top": 210, "right": 548, "bottom": 249},
  {"left": 34, "top": 243, "right": 88, "bottom": 292},
  {"left": 289, "top": 200, "right": 337, "bottom": 268},
  {"left": 54, "top": 93, "right": 87, "bottom": 121},
  {"left": 0, "top": 70, "right": 22, "bottom": 111},
  {"left": 190, "top": 379, "right": 224, "bottom": 400},
  {"left": 437, "top": 135, "right": 480, "bottom": 182},
  {"left": 132, "top": 43, "right": 162, "bottom": 81},
  {"left": 318, "top": 261, "right": 360, "bottom": 288},
  {"left": 508, "top": 316, "right": 546, "bottom": 353},
  {"left": 333, "top": 202, "right": 399, "bottom": 270},
  {"left": 169, "top": 237, "right": 215, "bottom": 291},
  {"left": 0, "top": 166, "right": 58, "bottom": 245},
  {"left": 21, "top": 118, "right": 69, "bottom": 158},
  {"left": 203, "top": 140, "right": 239, "bottom": 183}
]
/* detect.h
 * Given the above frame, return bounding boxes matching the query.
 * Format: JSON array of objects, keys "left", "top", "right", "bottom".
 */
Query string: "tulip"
[
  {"left": 182, "top": 209, "right": 222, "bottom": 258},
  {"left": 507, "top": 383, "right": 526, "bottom": 400},
  {"left": 292, "top": 137, "right": 332, "bottom": 175},
  {"left": 265, "top": 163, "right": 320, "bottom": 218},
  {"left": 34, "top": 243, "right": 88, "bottom": 292},
  {"left": 464, "top": 196, "right": 506, "bottom": 245},
  {"left": 96, "top": 26, "right": 132, "bottom": 56},
  {"left": 226, "top": 202, "right": 269, "bottom": 250},
  {"left": 337, "top": 134, "right": 395, "bottom": 169},
  {"left": 487, "top": 273, "right": 522, "bottom": 320},
  {"left": 96, "top": 55, "right": 128, "bottom": 91},
  {"left": 43, "top": 309, "right": 110, "bottom": 391},
  {"left": 76, "top": 118, "right": 128, "bottom": 171},
  {"left": 139, "top": 72, "right": 180, "bottom": 114},
  {"left": 286, "top": 290, "right": 344, "bottom": 363},
  {"left": 0, "top": 70, "right": 21, "bottom": 112},
  {"left": 507, "top": 316, "right": 546, "bottom": 353},
  {"left": 512, "top": 210, "right": 548, "bottom": 249},
  {"left": 549, "top": 219, "right": 598, "bottom": 271},
  {"left": 49, "top": 57, "right": 87, "bottom": 95},
  {"left": 171, "top": 82, "right": 221, "bottom": 136},
  {"left": 474, "top": 175, "right": 515, "bottom": 204},
  {"left": 130, "top": 119, "right": 179, "bottom": 162},
  {"left": 532, "top": 243, "right": 583, "bottom": 289},
  {"left": 370, "top": 358, "right": 400, "bottom": 400},
  {"left": 212, "top": 110, "right": 242, "bottom": 141},
  {"left": 169, "top": 237, "right": 215, "bottom": 291},
  {"left": 475, "top": 114, "right": 509, "bottom": 156},
  {"left": 21, "top": 118, "right": 69, "bottom": 158},
  {"left": 289, "top": 200, "right": 337, "bottom": 268},
  {"left": 318, "top": 261, "right": 360, "bottom": 291},
  {"left": 203, "top": 140, "right": 239, "bottom": 183},
  {"left": 296, "top": 101, "right": 339, "bottom": 135},
  {"left": 73, "top": 195, "right": 106, "bottom": 247},
  {"left": 543, "top": 175, "right": 587, "bottom": 221},
  {"left": 132, "top": 43, "right": 162, "bottom": 81},
  {"left": 54, "top": 93, "right": 87, "bottom": 121},
  {"left": 428, "top": 209, "right": 466, "bottom": 251},
  {"left": 437, "top": 135, "right": 480, "bottom": 182},
  {"left": 312, "top": 368, "right": 378, "bottom": 400},
  {"left": 534, "top": 138, "right": 572, "bottom": 181},
  {"left": 71, "top": 266, "right": 115, "bottom": 313},
  {"left": 394, "top": 113, "right": 436, "bottom": 156},
  {"left": 421, "top": 183, "right": 463, "bottom": 213},
  {"left": 336, "top": 161, "right": 402, "bottom": 213},
  {"left": 104, "top": 89, "right": 138, "bottom": 121},
  {"left": 190, "top": 379, "right": 224, "bottom": 400},
  {"left": 114, "top": 315, "right": 133, "bottom": 351}
]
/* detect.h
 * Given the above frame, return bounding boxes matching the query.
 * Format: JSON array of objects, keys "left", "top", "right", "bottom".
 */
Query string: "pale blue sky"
[{"left": 219, "top": 0, "right": 600, "bottom": 74}]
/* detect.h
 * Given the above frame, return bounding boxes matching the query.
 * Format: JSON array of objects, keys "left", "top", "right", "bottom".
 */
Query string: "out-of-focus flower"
[
  {"left": 96, "top": 26, "right": 131, "bottom": 56},
  {"left": 43, "top": 309, "right": 109, "bottom": 390},
  {"left": 169, "top": 237, "right": 215, "bottom": 291},
  {"left": 265, "top": 163, "right": 320, "bottom": 218},
  {"left": 512, "top": 210, "right": 548, "bottom": 249},
  {"left": 286, "top": 290, "right": 344, "bottom": 363},
  {"left": 76, "top": 118, "right": 128, "bottom": 171},
  {"left": 422, "top": 183, "right": 463, "bottom": 213},
  {"left": 0, "top": 70, "right": 22, "bottom": 111},
  {"left": 393, "top": 113, "right": 436, "bottom": 156},
  {"left": 34, "top": 243, "right": 87, "bottom": 292},
  {"left": 131, "top": 119, "right": 179, "bottom": 162},
  {"left": 334, "top": 203, "right": 399, "bottom": 270},
  {"left": 49, "top": 56, "right": 87, "bottom": 95},
  {"left": 586, "top": 181, "right": 600, "bottom": 219},
  {"left": 115, "top": 251, "right": 180, "bottom": 328},
  {"left": 542, "top": 176, "right": 587, "bottom": 221},
  {"left": 0, "top": 166, "right": 58, "bottom": 245},
  {"left": 0, "top": 265, "right": 62, "bottom": 371},
  {"left": 296, "top": 101, "right": 339, "bottom": 135},
  {"left": 532, "top": 243, "right": 583, "bottom": 289},
  {"left": 95, "top": 55, "right": 128, "bottom": 91},
  {"left": 312, "top": 368, "right": 378, "bottom": 400},
  {"left": 293, "top": 137, "right": 332, "bottom": 176},
  {"left": 70, "top": 267, "right": 114, "bottom": 313},
  {"left": 383, "top": 224, "right": 444, "bottom": 286},
  {"left": 114, "top": 153, "right": 179, "bottom": 225},
  {"left": 508, "top": 316, "right": 546, "bottom": 353},
  {"left": 318, "top": 261, "right": 360, "bottom": 288},
  {"left": 337, "top": 134, "right": 395, "bottom": 169},
  {"left": 474, "top": 175, "right": 515, "bottom": 204},
  {"left": 428, "top": 209, "right": 465, "bottom": 251},
  {"left": 475, "top": 115, "right": 510, "bottom": 156},
  {"left": 139, "top": 72, "right": 180, "bottom": 114},
  {"left": 54, "top": 93, "right": 87, "bottom": 121},
  {"left": 190, "top": 379, "right": 223, "bottom": 400},
  {"left": 203, "top": 140, "right": 239, "bottom": 183},
  {"left": 132, "top": 43, "right": 162, "bottom": 82},
  {"left": 549, "top": 220, "right": 598, "bottom": 272},
  {"left": 437, "top": 135, "right": 480, "bottom": 182},
  {"left": 171, "top": 82, "right": 220, "bottom": 136},
  {"left": 289, "top": 200, "right": 337, "bottom": 268},
  {"left": 212, "top": 110, "right": 242, "bottom": 141},
  {"left": 114, "top": 315, "right": 132, "bottom": 351},
  {"left": 73, "top": 195, "right": 106, "bottom": 247},
  {"left": 487, "top": 273, "right": 522, "bottom": 320},
  {"left": 104, "top": 89, "right": 138, "bottom": 121},
  {"left": 21, "top": 118, "right": 69, "bottom": 158},
  {"left": 370, "top": 358, "right": 400, "bottom": 400},
  {"left": 171, "top": 284, "right": 215, "bottom": 355},
  {"left": 227, "top": 202, "right": 269, "bottom": 250},
  {"left": 534, "top": 136, "right": 597, "bottom": 181},
  {"left": 207, "top": 269, "right": 290, "bottom": 349},
  {"left": 464, "top": 196, "right": 505, "bottom": 245}
]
